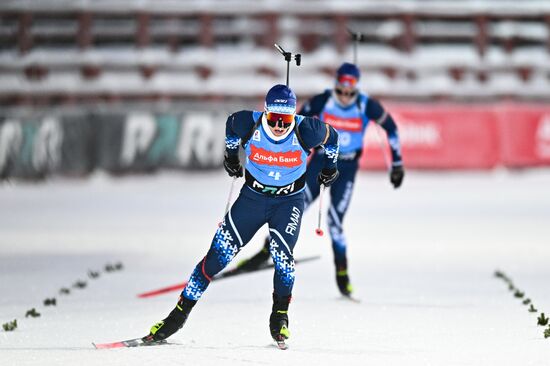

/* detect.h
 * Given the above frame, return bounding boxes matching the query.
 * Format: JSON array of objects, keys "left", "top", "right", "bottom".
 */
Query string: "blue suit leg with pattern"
[
  {"left": 266, "top": 191, "right": 305, "bottom": 297},
  {"left": 327, "top": 159, "right": 359, "bottom": 266},
  {"left": 182, "top": 186, "right": 267, "bottom": 301},
  {"left": 303, "top": 152, "right": 359, "bottom": 266}
]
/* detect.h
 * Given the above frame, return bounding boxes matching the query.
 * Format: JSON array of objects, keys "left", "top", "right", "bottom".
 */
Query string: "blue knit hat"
[
  {"left": 265, "top": 84, "right": 297, "bottom": 115},
  {"left": 336, "top": 62, "right": 360, "bottom": 87}
]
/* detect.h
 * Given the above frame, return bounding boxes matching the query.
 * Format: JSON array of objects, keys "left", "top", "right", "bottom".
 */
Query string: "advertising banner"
[
  {"left": 360, "top": 104, "right": 501, "bottom": 170},
  {"left": 0, "top": 109, "right": 228, "bottom": 180},
  {"left": 2, "top": 103, "right": 550, "bottom": 181},
  {"left": 0, "top": 115, "right": 64, "bottom": 179},
  {"left": 497, "top": 104, "right": 550, "bottom": 167}
]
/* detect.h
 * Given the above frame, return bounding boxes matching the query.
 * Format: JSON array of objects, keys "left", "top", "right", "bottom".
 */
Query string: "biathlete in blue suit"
[
  {"left": 239, "top": 63, "right": 405, "bottom": 297},
  {"left": 143, "top": 84, "right": 339, "bottom": 345}
]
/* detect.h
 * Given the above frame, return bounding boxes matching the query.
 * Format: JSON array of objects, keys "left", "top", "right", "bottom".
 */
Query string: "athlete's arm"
[
  {"left": 298, "top": 116, "right": 339, "bottom": 170},
  {"left": 365, "top": 98, "right": 402, "bottom": 166},
  {"left": 225, "top": 110, "right": 256, "bottom": 158},
  {"left": 366, "top": 98, "right": 405, "bottom": 188}
]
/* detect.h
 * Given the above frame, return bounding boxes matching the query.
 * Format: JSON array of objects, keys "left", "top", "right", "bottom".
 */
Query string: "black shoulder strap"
[
  {"left": 293, "top": 120, "right": 312, "bottom": 155},
  {"left": 240, "top": 114, "right": 263, "bottom": 148},
  {"left": 356, "top": 94, "right": 363, "bottom": 112}
]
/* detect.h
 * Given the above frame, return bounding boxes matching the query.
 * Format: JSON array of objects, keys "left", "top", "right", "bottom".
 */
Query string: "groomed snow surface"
[{"left": 1, "top": 169, "right": 550, "bottom": 365}]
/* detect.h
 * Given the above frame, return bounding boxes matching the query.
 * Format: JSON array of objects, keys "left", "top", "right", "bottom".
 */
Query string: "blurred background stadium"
[{"left": 1, "top": 0, "right": 550, "bottom": 179}]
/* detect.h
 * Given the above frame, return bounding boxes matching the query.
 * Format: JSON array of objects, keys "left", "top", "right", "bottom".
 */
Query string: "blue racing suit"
[
  {"left": 182, "top": 110, "right": 339, "bottom": 301},
  {"left": 300, "top": 90, "right": 403, "bottom": 268}
]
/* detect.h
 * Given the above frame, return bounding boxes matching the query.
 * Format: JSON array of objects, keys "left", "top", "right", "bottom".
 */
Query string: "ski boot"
[
  {"left": 269, "top": 294, "right": 291, "bottom": 349},
  {"left": 336, "top": 262, "right": 353, "bottom": 297},
  {"left": 143, "top": 295, "right": 196, "bottom": 343},
  {"left": 236, "top": 238, "right": 270, "bottom": 272}
]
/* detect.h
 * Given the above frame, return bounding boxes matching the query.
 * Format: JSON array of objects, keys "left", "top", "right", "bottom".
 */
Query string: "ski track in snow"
[{"left": 1, "top": 169, "right": 550, "bottom": 366}]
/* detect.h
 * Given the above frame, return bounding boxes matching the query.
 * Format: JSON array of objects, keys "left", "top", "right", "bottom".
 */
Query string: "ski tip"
[
  {"left": 342, "top": 295, "right": 361, "bottom": 303},
  {"left": 92, "top": 340, "right": 127, "bottom": 349}
]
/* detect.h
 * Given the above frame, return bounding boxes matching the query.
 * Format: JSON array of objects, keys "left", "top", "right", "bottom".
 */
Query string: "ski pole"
[
  {"left": 347, "top": 28, "right": 392, "bottom": 174},
  {"left": 315, "top": 185, "right": 326, "bottom": 236},
  {"left": 219, "top": 177, "right": 237, "bottom": 227}
]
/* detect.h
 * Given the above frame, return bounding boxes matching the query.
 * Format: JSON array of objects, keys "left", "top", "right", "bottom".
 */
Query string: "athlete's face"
[
  {"left": 269, "top": 124, "right": 291, "bottom": 136},
  {"left": 266, "top": 112, "right": 294, "bottom": 136},
  {"left": 334, "top": 85, "right": 358, "bottom": 106}
]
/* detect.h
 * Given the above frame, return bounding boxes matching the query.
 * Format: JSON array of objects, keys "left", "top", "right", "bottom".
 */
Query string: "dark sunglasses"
[
  {"left": 266, "top": 112, "right": 294, "bottom": 128},
  {"left": 335, "top": 88, "right": 357, "bottom": 97}
]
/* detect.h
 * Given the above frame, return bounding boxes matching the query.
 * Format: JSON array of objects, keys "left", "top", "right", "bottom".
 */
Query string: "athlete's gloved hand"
[
  {"left": 318, "top": 167, "right": 339, "bottom": 187},
  {"left": 390, "top": 165, "right": 404, "bottom": 189},
  {"left": 223, "top": 153, "right": 243, "bottom": 178}
]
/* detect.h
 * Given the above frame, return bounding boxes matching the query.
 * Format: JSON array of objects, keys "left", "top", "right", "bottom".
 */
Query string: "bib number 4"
[{"left": 268, "top": 171, "right": 281, "bottom": 181}]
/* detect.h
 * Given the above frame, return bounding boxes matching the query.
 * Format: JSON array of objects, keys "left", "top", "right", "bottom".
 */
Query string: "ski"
[
  {"left": 342, "top": 294, "right": 361, "bottom": 303},
  {"left": 137, "top": 255, "right": 320, "bottom": 298},
  {"left": 92, "top": 337, "right": 168, "bottom": 349}
]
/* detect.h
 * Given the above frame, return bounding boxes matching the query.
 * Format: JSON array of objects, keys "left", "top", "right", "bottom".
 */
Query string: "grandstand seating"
[{"left": 1, "top": 0, "right": 550, "bottom": 106}]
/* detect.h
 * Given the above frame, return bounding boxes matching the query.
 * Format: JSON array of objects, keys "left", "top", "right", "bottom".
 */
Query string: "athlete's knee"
[
  {"left": 328, "top": 205, "right": 345, "bottom": 230},
  {"left": 268, "top": 236, "right": 294, "bottom": 268},
  {"left": 327, "top": 212, "right": 340, "bottom": 233},
  {"left": 209, "top": 226, "right": 241, "bottom": 269}
]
